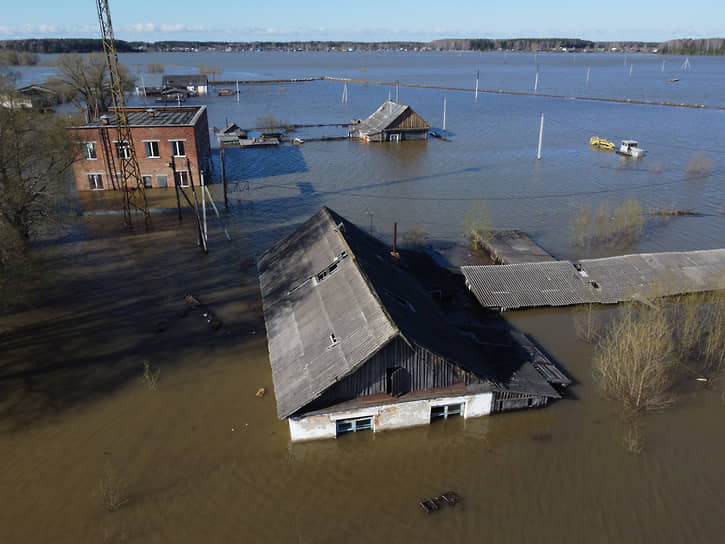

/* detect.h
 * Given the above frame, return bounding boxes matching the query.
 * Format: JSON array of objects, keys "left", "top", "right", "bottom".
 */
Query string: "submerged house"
[
  {"left": 258, "top": 208, "right": 566, "bottom": 441},
  {"left": 348, "top": 100, "right": 430, "bottom": 142}
]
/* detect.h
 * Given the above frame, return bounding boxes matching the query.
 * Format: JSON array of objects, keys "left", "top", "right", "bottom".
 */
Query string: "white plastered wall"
[{"left": 288, "top": 391, "right": 494, "bottom": 442}]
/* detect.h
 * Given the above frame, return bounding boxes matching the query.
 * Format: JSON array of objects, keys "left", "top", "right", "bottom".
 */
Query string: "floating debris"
[
  {"left": 184, "top": 293, "right": 201, "bottom": 307},
  {"left": 256, "top": 387, "right": 266, "bottom": 398},
  {"left": 419, "top": 491, "right": 461, "bottom": 513}
]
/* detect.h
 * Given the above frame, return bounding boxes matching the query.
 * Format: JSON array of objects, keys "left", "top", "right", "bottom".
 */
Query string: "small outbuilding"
[
  {"left": 162, "top": 74, "right": 208, "bottom": 95},
  {"left": 258, "top": 207, "right": 566, "bottom": 441},
  {"left": 348, "top": 100, "right": 430, "bottom": 142}
]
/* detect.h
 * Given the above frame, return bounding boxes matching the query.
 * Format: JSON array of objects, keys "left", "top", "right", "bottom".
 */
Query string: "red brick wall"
[{"left": 69, "top": 107, "right": 211, "bottom": 192}]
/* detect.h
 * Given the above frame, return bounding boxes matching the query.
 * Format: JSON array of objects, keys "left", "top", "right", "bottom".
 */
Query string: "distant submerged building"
[{"left": 349, "top": 100, "right": 430, "bottom": 142}]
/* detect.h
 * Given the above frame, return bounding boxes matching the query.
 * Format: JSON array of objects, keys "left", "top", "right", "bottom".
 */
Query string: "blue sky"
[{"left": 0, "top": 1, "right": 721, "bottom": 42}]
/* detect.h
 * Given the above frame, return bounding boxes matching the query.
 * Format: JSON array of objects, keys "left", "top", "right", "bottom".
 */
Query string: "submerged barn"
[
  {"left": 348, "top": 100, "right": 430, "bottom": 142},
  {"left": 258, "top": 208, "right": 565, "bottom": 441}
]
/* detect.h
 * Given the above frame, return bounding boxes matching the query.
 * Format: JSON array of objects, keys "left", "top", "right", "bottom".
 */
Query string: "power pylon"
[{"left": 96, "top": 0, "right": 150, "bottom": 229}]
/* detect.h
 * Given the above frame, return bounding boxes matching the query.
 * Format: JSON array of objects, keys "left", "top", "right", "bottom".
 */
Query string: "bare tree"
[
  {"left": 0, "top": 75, "right": 76, "bottom": 263},
  {"left": 46, "top": 53, "right": 136, "bottom": 121},
  {"left": 593, "top": 304, "right": 677, "bottom": 417}
]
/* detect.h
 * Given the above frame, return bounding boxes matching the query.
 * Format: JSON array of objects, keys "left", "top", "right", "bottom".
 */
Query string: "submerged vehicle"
[
  {"left": 589, "top": 136, "right": 615, "bottom": 151},
  {"left": 616, "top": 139, "right": 646, "bottom": 158}
]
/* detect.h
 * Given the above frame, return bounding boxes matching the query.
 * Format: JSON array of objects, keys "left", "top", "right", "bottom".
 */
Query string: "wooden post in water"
[
  {"left": 236, "top": 80, "right": 239, "bottom": 103},
  {"left": 442, "top": 97, "right": 447, "bottom": 134},
  {"left": 534, "top": 64, "right": 539, "bottom": 93},
  {"left": 475, "top": 68, "right": 479, "bottom": 102},
  {"left": 537, "top": 113, "right": 544, "bottom": 160},
  {"left": 220, "top": 147, "right": 228, "bottom": 209},
  {"left": 586, "top": 67, "right": 591, "bottom": 85}
]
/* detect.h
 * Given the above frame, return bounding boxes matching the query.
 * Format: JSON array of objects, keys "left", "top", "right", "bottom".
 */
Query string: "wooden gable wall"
[
  {"left": 298, "top": 336, "right": 476, "bottom": 413},
  {"left": 388, "top": 108, "right": 430, "bottom": 131}
]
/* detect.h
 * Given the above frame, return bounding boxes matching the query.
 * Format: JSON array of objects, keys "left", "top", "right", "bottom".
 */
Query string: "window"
[
  {"left": 81, "top": 142, "right": 96, "bottom": 160},
  {"left": 88, "top": 173, "right": 103, "bottom": 190},
  {"left": 142, "top": 176, "right": 153, "bottom": 188},
  {"left": 157, "top": 174, "right": 168, "bottom": 188},
  {"left": 115, "top": 141, "right": 131, "bottom": 159},
  {"left": 144, "top": 141, "right": 160, "bottom": 158},
  {"left": 170, "top": 140, "right": 185, "bottom": 157},
  {"left": 174, "top": 171, "right": 190, "bottom": 187},
  {"left": 430, "top": 403, "right": 463, "bottom": 422},
  {"left": 336, "top": 417, "right": 373, "bottom": 435}
]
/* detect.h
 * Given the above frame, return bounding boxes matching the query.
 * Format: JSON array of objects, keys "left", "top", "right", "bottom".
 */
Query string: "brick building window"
[
  {"left": 170, "top": 140, "right": 185, "bottom": 157},
  {"left": 88, "top": 173, "right": 103, "bottom": 190},
  {"left": 157, "top": 175, "right": 168, "bottom": 188},
  {"left": 144, "top": 141, "right": 160, "bottom": 158},
  {"left": 142, "top": 176, "right": 153, "bottom": 188},
  {"left": 81, "top": 142, "right": 97, "bottom": 160},
  {"left": 174, "top": 171, "right": 190, "bottom": 187},
  {"left": 115, "top": 141, "right": 131, "bottom": 159}
]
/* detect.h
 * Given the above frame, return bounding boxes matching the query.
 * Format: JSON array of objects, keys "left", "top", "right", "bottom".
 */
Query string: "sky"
[{"left": 0, "top": 1, "right": 722, "bottom": 43}]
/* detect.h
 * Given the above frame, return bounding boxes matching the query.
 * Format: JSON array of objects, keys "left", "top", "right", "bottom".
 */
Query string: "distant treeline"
[
  {"left": 659, "top": 38, "right": 725, "bottom": 55},
  {"left": 2, "top": 37, "right": 724, "bottom": 55},
  {"left": 0, "top": 39, "right": 138, "bottom": 54}
]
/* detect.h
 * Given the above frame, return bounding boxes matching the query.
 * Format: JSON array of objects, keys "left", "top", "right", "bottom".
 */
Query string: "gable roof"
[
  {"left": 259, "top": 208, "right": 559, "bottom": 419},
  {"left": 354, "top": 100, "right": 429, "bottom": 136}
]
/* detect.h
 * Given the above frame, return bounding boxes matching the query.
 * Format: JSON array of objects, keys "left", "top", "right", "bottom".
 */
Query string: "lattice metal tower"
[{"left": 96, "top": 0, "right": 150, "bottom": 229}]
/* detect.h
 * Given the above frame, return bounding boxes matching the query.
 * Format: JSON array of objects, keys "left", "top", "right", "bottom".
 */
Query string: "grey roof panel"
[
  {"left": 353, "top": 100, "right": 429, "bottom": 136},
  {"left": 462, "top": 249, "right": 725, "bottom": 310},
  {"left": 81, "top": 106, "right": 204, "bottom": 128}
]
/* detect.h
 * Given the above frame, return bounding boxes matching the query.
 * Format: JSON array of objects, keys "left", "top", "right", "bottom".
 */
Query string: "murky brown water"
[{"left": 1, "top": 209, "right": 724, "bottom": 543}]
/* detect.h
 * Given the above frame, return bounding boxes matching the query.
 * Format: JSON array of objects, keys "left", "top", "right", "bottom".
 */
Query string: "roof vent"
[
  {"left": 146, "top": 108, "right": 156, "bottom": 117},
  {"left": 100, "top": 114, "right": 112, "bottom": 125}
]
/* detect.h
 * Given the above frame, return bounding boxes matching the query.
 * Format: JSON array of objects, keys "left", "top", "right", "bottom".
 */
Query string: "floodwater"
[{"left": 2, "top": 52, "right": 725, "bottom": 542}]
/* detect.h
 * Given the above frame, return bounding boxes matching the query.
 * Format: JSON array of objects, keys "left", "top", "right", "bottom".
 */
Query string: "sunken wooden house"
[
  {"left": 258, "top": 207, "right": 567, "bottom": 441},
  {"left": 348, "top": 100, "right": 430, "bottom": 142}
]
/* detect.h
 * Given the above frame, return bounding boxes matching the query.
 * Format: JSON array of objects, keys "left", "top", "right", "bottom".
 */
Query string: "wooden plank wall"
[
  {"left": 389, "top": 109, "right": 430, "bottom": 130},
  {"left": 309, "top": 336, "right": 473, "bottom": 407}
]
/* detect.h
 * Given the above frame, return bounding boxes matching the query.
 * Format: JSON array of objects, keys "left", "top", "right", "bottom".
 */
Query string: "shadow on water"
[
  {"left": 0, "top": 214, "right": 275, "bottom": 433},
  {"left": 210, "top": 145, "right": 308, "bottom": 181}
]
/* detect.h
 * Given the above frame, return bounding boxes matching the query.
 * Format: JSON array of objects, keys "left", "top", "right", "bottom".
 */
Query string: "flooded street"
[{"left": 2, "top": 52, "right": 725, "bottom": 542}]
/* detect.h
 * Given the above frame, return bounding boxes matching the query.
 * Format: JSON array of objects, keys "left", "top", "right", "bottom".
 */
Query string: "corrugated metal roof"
[
  {"left": 462, "top": 249, "right": 725, "bottom": 310},
  {"left": 353, "top": 100, "right": 419, "bottom": 136},
  {"left": 259, "top": 208, "right": 560, "bottom": 419},
  {"left": 81, "top": 106, "right": 204, "bottom": 128}
]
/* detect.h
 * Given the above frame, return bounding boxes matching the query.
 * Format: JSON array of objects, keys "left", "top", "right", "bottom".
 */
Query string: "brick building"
[{"left": 69, "top": 105, "right": 210, "bottom": 192}]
